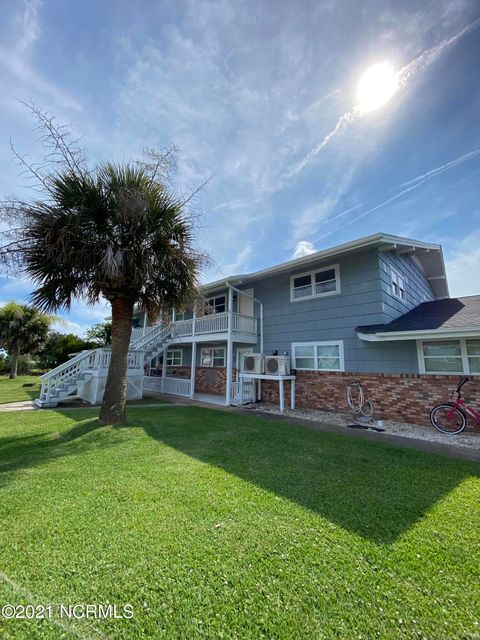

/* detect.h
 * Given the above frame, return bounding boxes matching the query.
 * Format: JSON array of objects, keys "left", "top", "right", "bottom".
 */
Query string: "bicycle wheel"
[{"left": 430, "top": 403, "right": 467, "bottom": 434}]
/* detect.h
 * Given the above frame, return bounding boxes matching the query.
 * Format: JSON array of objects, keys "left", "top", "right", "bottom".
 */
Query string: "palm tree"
[
  {"left": 16, "top": 164, "right": 202, "bottom": 423},
  {"left": 1, "top": 106, "right": 204, "bottom": 423},
  {"left": 0, "top": 302, "right": 53, "bottom": 378}
]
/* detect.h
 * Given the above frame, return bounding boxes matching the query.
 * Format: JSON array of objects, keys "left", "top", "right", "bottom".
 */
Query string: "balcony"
[{"left": 132, "top": 311, "right": 258, "bottom": 345}]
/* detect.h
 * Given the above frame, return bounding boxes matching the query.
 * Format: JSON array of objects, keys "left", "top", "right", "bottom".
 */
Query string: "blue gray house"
[{"left": 37, "top": 232, "right": 480, "bottom": 422}]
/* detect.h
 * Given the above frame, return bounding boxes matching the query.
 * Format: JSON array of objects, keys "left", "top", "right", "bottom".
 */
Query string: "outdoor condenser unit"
[
  {"left": 264, "top": 355, "right": 290, "bottom": 376},
  {"left": 242, "top": 353, "right": 264, "bottom": 374}
]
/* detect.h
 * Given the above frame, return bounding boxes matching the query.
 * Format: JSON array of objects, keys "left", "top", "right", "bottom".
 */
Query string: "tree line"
[{"left": 0, "top": 300, "right": 112, "bottom": 378}]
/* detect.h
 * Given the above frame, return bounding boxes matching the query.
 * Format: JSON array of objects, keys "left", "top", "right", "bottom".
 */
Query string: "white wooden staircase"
[{"left": 35, "top": 325, "right": 174, "bottom": 408}]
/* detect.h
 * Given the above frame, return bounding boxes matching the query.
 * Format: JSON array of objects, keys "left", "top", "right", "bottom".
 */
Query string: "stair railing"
[
  {"left": 38, "top": 349, "right": 101, "bottom": 405},
  {"left": 130, "top": 324, "right": 173, "bottom": 352}
]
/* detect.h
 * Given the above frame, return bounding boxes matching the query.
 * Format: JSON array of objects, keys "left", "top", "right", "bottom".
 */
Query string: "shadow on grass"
[
  {"left": 141, "top": 407, "right": 480, "bottom": 544},
  {"left": 0, "top": 415, "right": 123, "bottom": 486}
]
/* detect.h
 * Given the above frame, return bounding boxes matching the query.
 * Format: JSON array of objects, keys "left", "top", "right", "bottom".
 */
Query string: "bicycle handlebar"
[{"left": 456, "top": 377, "right": 470, "bottom": 394}]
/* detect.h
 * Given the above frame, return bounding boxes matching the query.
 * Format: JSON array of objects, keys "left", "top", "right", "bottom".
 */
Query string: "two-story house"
[
  {"left": 37, "top": 232, "right": 480, "bottom": 424},
  {"left": 132, "top": 232, "right": 479, "bottom": 424}
]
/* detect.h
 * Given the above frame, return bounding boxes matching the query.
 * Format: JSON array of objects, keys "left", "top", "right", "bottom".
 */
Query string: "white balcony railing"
[
  {"left": 172, "top": 312, "right": 257, "bottom": 339},
  {"left": 131, "top": 312, "right": 258, "bottom": 349},
  {"left": 143, "top": 376, "right": 192, "bottom": 397}
]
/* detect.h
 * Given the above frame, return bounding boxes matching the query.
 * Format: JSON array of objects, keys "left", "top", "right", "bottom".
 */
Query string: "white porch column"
[
  {"left": 190, "top": 307, "right": 196, "bottom": 398},
  {"left": 190, "top": 342, "right": 196, "bottom": 398},
  {"left": 225, "top": 287, "right": 234, "bottom": 406},
  {"left": 161, "top": 345, "right": 167, "bottom": 393},
  {"left": 142, "top": 311, "right": 147, "bottom": 336}
]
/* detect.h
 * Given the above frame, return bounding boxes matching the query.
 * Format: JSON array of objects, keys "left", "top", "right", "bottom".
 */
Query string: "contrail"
[
  {"left": 287, "top": 18, "right": 480, "bottom": 179},
  {"left": 397, "top": 148, "right": 480, "bottom": 189},
  {"left": 397, "top": 18, "right": 480, "bottom": 87},
  {"left": 316, "top": 146, "right": 480, "bottom": 240},
  {"left": 285, "top": 111, "right": 356, "bottom": 178}
]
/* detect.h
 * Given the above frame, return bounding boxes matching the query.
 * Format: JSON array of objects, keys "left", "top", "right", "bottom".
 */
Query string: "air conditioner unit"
[
  {"left": 242, "top": 353, "right": 264, "bottom": 374},
  {"left": 264, "top": 355, "right": 290, "bottom": 376}
]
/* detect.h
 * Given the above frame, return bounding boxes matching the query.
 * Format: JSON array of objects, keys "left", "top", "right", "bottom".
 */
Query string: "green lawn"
[
  {"left": 0, "top": 376, "right": 167, "bottom": 406},
  {"left": 0, "top": 406, "right": 478, "bottom": 639},
  {"left": 0, "top": 375, "right": 41, "bottom": 404}
]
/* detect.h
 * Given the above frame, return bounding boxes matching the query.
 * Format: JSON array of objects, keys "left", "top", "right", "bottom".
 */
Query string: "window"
[
  {"left": 292, "top": 341, "right": 344, "bottom": 371},
  {"left": 391, "top": 269, "right": 406, "bottom": 300},
  {"left": 157, "top": 350, "right": 183, "bottom": 367},
  {"left": 200, "top": 347, "right": 225, "bottom": 367},
  {"left": 204, "top": 295, "right": 226, "bottom": 314},
  {"left": 419, "top": 339, "right": 480, "bottom": 374},
  {"left": 290, "top": 264, "right": 340, "bottom": 301},
  {"left": 166, "top": 350, "right": 183, "bottom": 366},
  {"left": 467, "top": 340, "right": 480, "bottom": 373}
]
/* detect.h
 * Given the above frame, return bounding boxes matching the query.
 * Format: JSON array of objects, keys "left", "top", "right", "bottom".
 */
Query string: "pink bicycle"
[{"left": 430, "top": 377, "right": 480, "bottom": 435}]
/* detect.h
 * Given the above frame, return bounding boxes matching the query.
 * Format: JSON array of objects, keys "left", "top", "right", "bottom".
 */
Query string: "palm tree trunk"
[
  {"left": 9, "top": 347, "right": 19, "bottom": 379},
  {"left": 99, "top": 297, "right": 134, "bottom": 425}
]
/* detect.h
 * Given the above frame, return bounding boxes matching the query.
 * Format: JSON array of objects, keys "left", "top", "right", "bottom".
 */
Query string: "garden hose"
[{"left": 347, "top": 382, "right": 374, "bottom": 417}]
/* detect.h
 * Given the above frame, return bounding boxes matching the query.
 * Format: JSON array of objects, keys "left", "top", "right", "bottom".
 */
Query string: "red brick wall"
[
  {"left": 261, "top": 371, "right": 480, "bottom": 429},
  {"left": 195, "top": 367, "right": 227, "bottom": 395}
]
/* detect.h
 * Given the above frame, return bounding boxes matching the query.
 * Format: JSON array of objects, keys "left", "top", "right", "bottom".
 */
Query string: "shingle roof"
[{"left": 356, "top": 296, "right": 480, "bottom": 334}]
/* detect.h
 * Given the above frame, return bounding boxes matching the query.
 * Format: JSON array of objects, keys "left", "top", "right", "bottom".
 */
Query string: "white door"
[
  {"left": 236, "top": 347, "right": 253, "bottom": 381},
  {"left": 238, "top": 288, "right": 254, "bottom": 316}
]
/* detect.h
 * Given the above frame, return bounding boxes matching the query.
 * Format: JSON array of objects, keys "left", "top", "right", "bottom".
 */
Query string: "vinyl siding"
[
  {"left": 140, "top": 248, "right": 435, "bottom": 375},
  {"left": 238, "top": 249, "right": 400, "bottom": 372},
  {"left": 379, "top": 251, "right": 435, "bottom": 322}
]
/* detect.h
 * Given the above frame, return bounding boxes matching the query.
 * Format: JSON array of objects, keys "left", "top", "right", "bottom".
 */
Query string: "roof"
[
  {"left": 356, "top": 296, "right": 480, "bottom": 340},
  {"left": 202, "top": 232, "right": 449, "bottom": 298}
]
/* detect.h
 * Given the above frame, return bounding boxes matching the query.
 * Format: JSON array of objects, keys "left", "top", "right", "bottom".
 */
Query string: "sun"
[{"left": 356, "top": 62, "right": 399, "bottom": 114}]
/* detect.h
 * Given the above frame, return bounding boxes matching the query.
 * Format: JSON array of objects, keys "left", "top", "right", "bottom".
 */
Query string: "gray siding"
[
  {"left": 141, "top": 248, "right": 433, "bottom": 375},
  {"left": 379, "top": 251, "right": 435, "bottom": 322},
  {"left": 242, "top": 249, "right": 407, "bottom": 373}
]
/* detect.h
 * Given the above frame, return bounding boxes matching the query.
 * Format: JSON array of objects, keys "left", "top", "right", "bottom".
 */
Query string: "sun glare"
[{"left": 356, "top": 62, "right": 398, "bottom": 114}]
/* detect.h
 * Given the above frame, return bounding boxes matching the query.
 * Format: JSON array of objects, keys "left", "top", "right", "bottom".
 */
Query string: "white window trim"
[
  {"left": 417, "top": 338, "right": 480, "bottom": 375},
  {"left": 290, "top": 263, "right": 341, "bottom": 302},
  {"left": 391, "top": 268, "right": 406, "bottom": 301},
  {"left": 200, "top": 346, "right": 226, "bottom": 368},
  {"left": 204, "top": 293, "right": 227, "bottom": 315},
  {"left": 292, "top": 340, "right": 345, "bottom": 372},
  {"left": 166, "top": 349, "right": 183, "bottom": 366}
]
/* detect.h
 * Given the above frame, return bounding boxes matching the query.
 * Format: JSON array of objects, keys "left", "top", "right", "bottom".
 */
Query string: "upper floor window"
[
  {"left": 419, "top": 339, "right": 480, "bottom": 374},
  {"left": 290, "top": 264, "right": 340, "bottom": 302},
  {"left": 292, "top": 341, "right": 344, "bottom": 372},
  {"left": 204, "top": 295, "right": 226, "bottom": 314},
  {"left": 391, "top": 268, "right": 406, "bottom": 300}
]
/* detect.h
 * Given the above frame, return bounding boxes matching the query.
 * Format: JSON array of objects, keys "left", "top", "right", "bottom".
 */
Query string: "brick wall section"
[
  {"left": 195, "top": 367, "right": 227, "bottom": 395},
  {"left": 260, "top": 371, "right": 480, "bottom": 430}
]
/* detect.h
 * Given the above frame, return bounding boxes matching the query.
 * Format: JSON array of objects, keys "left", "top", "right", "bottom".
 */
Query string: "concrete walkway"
[{"left": 0, "top": 400, "right": 37, "bottom": 412}]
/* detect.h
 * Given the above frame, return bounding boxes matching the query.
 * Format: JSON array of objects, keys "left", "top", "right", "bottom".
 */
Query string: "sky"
[{"left": 0, "top": 0, "right": 479, "bottom": 335}]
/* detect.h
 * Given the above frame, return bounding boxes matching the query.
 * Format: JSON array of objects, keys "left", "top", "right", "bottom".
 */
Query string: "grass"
[
  {"left": 0, "top": 375, "right": 168, "bottom": 406},
  {"left": 0, "top": 406, "right": 478, "bottom": 639},
  {"left": 0, "top": 375, "right": 41, "bottom": 404}
]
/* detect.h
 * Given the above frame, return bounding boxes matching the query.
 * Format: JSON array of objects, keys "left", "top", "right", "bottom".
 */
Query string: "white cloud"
[
  {"left": 445, "top": 232, "right": 480, "bottom": 297},
  {"left": 0, "top": 0, "right": 81, "bottom": 113},
  {"left": 292, "top": 241, "right": 316, "bottom": 259},
  {"left": 215, "top": 243, "right": 253, "bottom": 279}
]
